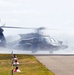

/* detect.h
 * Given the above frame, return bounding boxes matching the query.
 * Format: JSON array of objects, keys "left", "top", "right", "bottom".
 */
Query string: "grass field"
[{"left": 0, "top": 54, "right": 54, "bottom": 75}]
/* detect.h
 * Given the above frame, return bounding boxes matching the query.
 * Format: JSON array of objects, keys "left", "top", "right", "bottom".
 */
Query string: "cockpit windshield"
[{"left": 45, "top": 37, "right": 60, "bottom": 45}]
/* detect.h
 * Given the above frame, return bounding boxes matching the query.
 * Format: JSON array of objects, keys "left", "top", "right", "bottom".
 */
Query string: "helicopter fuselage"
[{"left": 16, "top": 33, "right": 68, "bottom": 51}]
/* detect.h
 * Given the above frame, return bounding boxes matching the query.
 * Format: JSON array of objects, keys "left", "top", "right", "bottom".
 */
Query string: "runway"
[{"left": 35, "top": 56, "right": 74, "bottom": 75}]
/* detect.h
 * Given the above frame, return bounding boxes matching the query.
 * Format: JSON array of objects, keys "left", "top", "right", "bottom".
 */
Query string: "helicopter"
[{"left": 0, "top": 25, "right": 68, "bottom": 53}]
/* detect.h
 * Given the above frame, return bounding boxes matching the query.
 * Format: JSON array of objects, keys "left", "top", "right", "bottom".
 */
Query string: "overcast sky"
[
  {"left": 0, "top": 0, "right": 74, "bottom": 35},
  {"left": 0, "top": 0, "right": 74, "bottom": 27}
]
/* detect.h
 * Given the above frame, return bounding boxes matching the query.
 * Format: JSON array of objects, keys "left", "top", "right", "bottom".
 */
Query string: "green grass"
[{"left": 0, "top": 54, "right": 54, "bottom": 75}]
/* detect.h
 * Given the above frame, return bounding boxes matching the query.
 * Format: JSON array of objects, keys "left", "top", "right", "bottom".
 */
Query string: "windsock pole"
[
  {"left": 11, "top": 51, "right": 14, "bottom": 75},
  {"left": 11, "top": 69, "right": 14, "bottom": 75}
]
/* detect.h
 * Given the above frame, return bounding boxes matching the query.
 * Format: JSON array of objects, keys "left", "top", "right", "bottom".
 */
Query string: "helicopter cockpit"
[{"left": 45, "top": 36, "right": 62, "bottom": 46}]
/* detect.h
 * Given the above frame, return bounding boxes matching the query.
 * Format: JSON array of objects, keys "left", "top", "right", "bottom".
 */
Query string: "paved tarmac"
[{"left": 35, "top": 56, "right": 74, "bottom": 75}]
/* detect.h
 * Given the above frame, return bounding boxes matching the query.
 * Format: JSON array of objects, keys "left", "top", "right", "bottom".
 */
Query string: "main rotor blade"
[
  {"left": 0, "top": 26, "right": 65, "bottom": 30},
  {"left": 1, "top": 26, "right": 36, "bottom": 29}
]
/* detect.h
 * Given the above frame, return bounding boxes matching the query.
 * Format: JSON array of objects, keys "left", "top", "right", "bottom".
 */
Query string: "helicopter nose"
[{"left": 60, "top": 45, "right": 68, "bottom": 49}]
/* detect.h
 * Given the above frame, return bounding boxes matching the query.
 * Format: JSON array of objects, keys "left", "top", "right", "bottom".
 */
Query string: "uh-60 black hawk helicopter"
[{"left": 0, "top": 26, "right": 68, "bottom": 53}]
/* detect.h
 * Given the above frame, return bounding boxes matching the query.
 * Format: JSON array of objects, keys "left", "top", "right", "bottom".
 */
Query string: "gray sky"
[{"left": 0, "top": 0, "right": 74, "bottom": 35}]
